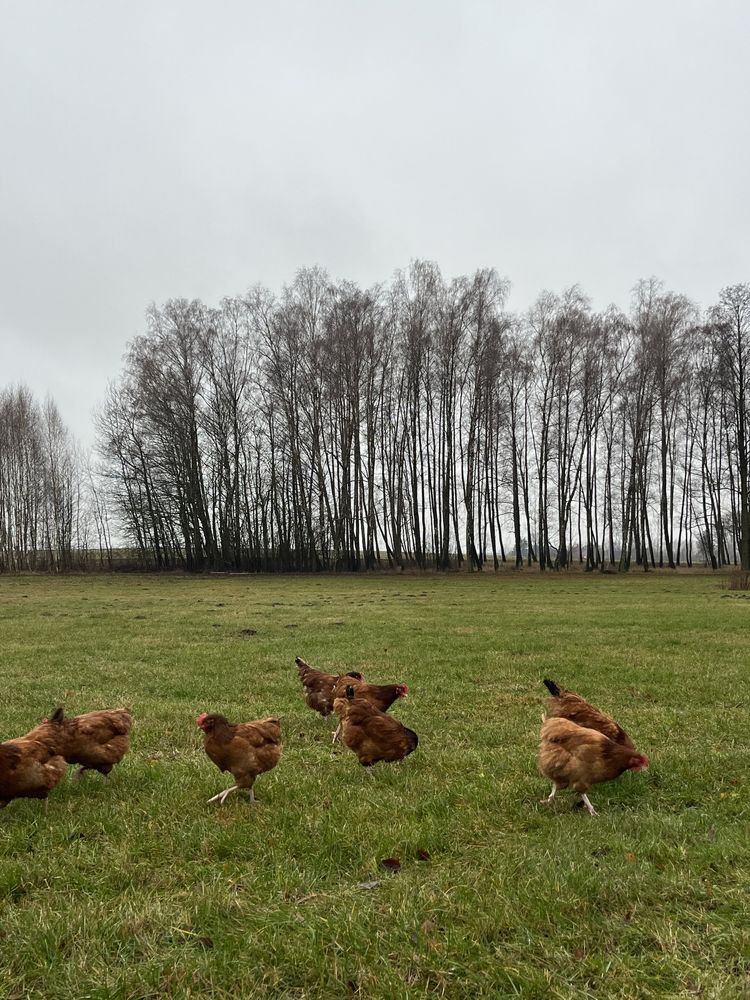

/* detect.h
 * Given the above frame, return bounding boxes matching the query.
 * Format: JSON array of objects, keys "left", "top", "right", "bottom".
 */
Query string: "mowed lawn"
[{"left": 0, "top": 572, "right": 748, "bottom": 1000}]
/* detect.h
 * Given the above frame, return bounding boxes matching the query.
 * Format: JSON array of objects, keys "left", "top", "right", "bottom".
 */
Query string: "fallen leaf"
[
  {"left": 416, "top": 849, "right": 431, "bottom": 861},
  {"left": 379, "top": 857, "right": 401, "bottom": 872},
  {"left": 624, "top": 852, "right": 636, "bottom": 863},
  {"left": 357, "top": 880, "right": 381, "bottom": 890}
]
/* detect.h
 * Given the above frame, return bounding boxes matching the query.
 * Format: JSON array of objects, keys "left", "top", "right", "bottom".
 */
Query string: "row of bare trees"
[
  {"left": 0, "top": 386, "right": 85, "bottom": 571},
  {"left": 93, "top": 264, "right": 750, "bottom": 573}
]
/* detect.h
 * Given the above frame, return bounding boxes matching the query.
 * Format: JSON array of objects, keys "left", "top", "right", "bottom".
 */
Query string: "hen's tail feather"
[{"left": 543, "top": 678, "right": 561, "bottom": 697}]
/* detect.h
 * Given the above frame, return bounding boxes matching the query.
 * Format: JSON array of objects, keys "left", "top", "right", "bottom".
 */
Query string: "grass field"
[{"left": 0, "top": 572, "right": 748, "bottom": 1000}]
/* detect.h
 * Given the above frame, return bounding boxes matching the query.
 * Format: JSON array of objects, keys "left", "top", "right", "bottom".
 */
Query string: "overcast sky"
[{"left": 2, "top": 0, "right": 749, "bottom": 449}]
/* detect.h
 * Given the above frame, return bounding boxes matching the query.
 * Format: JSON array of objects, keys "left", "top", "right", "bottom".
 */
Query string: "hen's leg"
[
  {"left": 541, "top": 783, "right": 557, "bottom": 804},
  {"left": 331, "top": 723, "right": 341, "bottom": 744},
  {"left": 580, "top": 793, "right": 597, "bottom": 816},
  {"left": 218, "top": 786, "right": 238, "bottom": 805},
  {"left": 207, "top": 784, "right": 238, "bottom": 804},
  {"left": 72, "top": 766, "right": 86, "bottom": 783}
]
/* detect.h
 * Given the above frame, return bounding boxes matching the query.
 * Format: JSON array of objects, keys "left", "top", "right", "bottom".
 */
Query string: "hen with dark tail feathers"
[
  {"left": 543, "top": 678, "right": 634, "bottom": 749},
  {"left": 539, "top": 678, "right": 647, "bottom": 815}
]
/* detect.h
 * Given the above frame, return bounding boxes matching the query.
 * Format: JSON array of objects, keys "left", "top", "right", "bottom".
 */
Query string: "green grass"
[{"left": 0, "top": 571, "right": 748, "bottom": 999}]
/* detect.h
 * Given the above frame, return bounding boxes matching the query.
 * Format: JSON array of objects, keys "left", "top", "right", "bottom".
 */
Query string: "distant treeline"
[
  {"left": 2, "top": 263, "right": 750, "bottom": 573},
  {"left": 0, "top": 387, "right": 82, "bottom": 571}
]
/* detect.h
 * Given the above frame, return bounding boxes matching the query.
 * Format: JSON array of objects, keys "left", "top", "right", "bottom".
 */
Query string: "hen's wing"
[
  {"left": 72, "top": 709, "right": 132, "bottom": 739},
  {"left": 64, "top": 710, "right": 132, "bottom": 769},
  {"left": 234, "top": 718, "right": 282, "bottom": 747},
  {"left": 543, "top": 679, "right": 634, "bottom": 748},
  {"left": 216, "top": 719, "right": 283, "bottom": 785},
  {"left": 0, "top": 743, "right": 23, "bottom": 772}
]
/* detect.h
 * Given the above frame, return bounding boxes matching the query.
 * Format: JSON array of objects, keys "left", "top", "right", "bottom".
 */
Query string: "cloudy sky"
[{"left": 1, "top": 0, "right": 749, "bottom": 449}]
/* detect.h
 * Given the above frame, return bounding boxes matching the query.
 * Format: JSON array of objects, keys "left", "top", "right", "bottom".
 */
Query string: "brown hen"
[
  {"left": 0, "top": 735, "right": 67, "bottom": 810},
  {"left": 196, "top": 713, "right": 282, "bottom": 804},
  {"left": 331, "top": 676, "right": 409, "bottom": 743},
  {"left": 29, "top": 707, "right": 132, "bottom": 782},
  {"left": 538, "top": 717, "right": 648, "bottom": 815},
  {"left": 333, "top": 685, "right": 418, "bottom": 769}
]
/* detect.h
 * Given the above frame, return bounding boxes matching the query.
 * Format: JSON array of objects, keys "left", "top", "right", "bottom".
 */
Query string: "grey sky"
[{"left": 2, "top": 1, "right": 748, "bottom": 450}]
